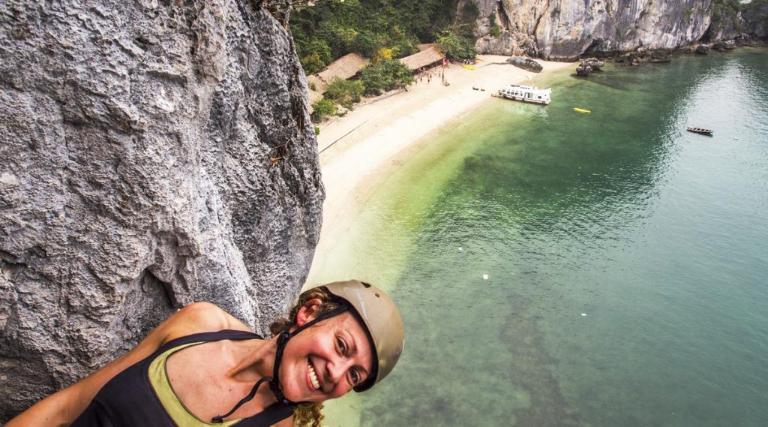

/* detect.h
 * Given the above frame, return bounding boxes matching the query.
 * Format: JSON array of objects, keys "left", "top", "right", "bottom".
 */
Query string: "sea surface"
[{"left": 312, "top": 48, "right": 768, "bottom": 427}]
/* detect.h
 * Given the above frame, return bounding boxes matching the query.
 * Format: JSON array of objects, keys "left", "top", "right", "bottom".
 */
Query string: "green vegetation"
[
  {"left": 437, "top": 31, "right": 477, "bottom": 60},
  {"left": 360, "top": 59, "right": 414, "bottom": 95},
  {"left": 297, "top": 38, "right": 333, "bottom": 74},
  {"left": 707, "top": 0, "right": 768, "bottom": 39},
  {"left": 311, "top": 98, "right": 337, "bottom": 122},
  {"left": 291, "top": 0, "right": 476, "bottom": 72},
  {"left": 742, "top": 0, "right": 768, "bottom": 25},
  {"left": 455, "top": 0, "right": 480, "bottom": 39},
  {"left": 708, "top": 0, "right": 742, "bottom": 34},
  {"left": 489, "top": 14, "right": 501, "bottom": 38},
  {"left": 324, "top": 78, "right": 364, "bottom": 108},
  {"left": 683, "top": 6, "right": 694, "bottom": 24}
]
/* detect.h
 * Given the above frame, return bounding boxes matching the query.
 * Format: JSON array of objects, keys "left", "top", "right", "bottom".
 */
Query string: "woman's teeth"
[{"left": 308, "top": 361, "right": 320, "bottom": 390}]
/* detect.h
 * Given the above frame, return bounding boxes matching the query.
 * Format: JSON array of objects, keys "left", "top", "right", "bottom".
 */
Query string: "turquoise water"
[{"left": 318, "top": 49, "right": 768, "bottom": 426}]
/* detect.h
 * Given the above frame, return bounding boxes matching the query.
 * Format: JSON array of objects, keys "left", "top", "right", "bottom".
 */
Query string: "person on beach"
[{"left": 8, "top": 280, "right": 404, "bottom": 427}]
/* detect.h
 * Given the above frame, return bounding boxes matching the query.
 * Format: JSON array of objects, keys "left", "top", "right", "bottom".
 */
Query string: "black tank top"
[{"left": 71, "top": 330, "right": 294, "bottom": 427}]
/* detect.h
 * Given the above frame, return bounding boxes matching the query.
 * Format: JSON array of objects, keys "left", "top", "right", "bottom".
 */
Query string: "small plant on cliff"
[
  {"left": 683, "top": 6, "right": 694, "bottom": 24},
  {"left": 489, "top": 14, "right": 501, "bottom": 38},
  {"left": 311, "top": 98, "right": 337, "bottom": 122},
  {"left": 360, "top": 59, "right": 413, "bottom": 96}
]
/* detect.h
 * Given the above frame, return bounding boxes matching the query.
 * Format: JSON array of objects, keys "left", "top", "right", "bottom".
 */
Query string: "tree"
[
  {"left": 374, "top": 47, "right": 395, "bottom": 63},
  {"left": 311, "top": 98, "right": 337, "bottom": 122},
  {"left": 301, "top": 52, "right": 326, "bottom": 75},
  {"left": 437, "top": 31, "right": 476, "bottom": 60},
  {"left": 360, "top": 59, "right": 414, "bottom": 96},
  {"left": 324, "top": 78, "right": 365, "bottom": 109}
]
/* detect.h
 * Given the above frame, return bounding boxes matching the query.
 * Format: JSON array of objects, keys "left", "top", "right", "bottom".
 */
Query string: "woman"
[{"left": 8, "top": 280, "right": 404, "bottom": 427}]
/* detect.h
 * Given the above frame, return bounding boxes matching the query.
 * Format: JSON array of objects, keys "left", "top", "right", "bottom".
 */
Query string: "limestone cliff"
[
  {"left": 466, "top": 0, "right": 763, "bottom": 60},
  {"left": 0, "top": 0, "right": 322, "bottom": 420},
  {"left": 743, "top": 0, "right": 768, "bottom": 39}
]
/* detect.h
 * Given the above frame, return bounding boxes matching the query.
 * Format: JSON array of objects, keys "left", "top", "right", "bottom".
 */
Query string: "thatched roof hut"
[
  {"left": 309, "top": 53, "right": 369, "bottom": 93},
  {"left": 399, "top": 45, "right": 445, "bottom": 71}
]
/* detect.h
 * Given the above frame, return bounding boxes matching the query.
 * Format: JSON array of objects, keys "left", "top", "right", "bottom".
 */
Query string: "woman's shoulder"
[{"left": 163, "top": 302, "right": 253, "bottom": 343}]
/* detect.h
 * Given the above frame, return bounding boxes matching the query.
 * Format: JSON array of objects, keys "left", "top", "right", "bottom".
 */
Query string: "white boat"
[{"left": 497, "top": 84, "right": 551, "bottom": 105}]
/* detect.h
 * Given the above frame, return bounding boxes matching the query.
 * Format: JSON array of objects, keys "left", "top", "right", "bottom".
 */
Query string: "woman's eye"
[
  {"left": 336, "top": 337, "right": 347, "bottom": 354},
  {"left": 350, "top": 369, "right": 360, "bottom": 385}
]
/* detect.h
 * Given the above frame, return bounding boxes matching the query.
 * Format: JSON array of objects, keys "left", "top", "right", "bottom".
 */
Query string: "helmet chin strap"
[{"left": 212, "top": 305, "right": 348, "bottom": 423}]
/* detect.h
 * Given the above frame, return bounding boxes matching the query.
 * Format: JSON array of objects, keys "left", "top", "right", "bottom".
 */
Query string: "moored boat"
[
  {"left": 687, "top": 127, "right": 713, "bottom": 136},
  {"left": 497, "top": 84, "right": 551, "bottom": 105}
]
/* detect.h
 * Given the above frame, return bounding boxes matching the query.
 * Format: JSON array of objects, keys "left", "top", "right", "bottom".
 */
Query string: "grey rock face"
[
  {"left": 476, "top": 32, "right": 538, "bottom": 56},
  {"left": 576, "top": 57, "right": 605, "bottom": 75},
  {"left": 0, "top": 0, "right": 323, "bottom": 420},
  {"left": 468, "top": 0, "right": 716, "bottom": 60},
  {"left": 507, "top": 56, "right": 544, "bottom": 72}
]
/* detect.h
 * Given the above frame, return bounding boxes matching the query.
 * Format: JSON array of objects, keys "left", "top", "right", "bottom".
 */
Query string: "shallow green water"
[{"left": 317, "top": 49, "right": 768, "bottom": 426}]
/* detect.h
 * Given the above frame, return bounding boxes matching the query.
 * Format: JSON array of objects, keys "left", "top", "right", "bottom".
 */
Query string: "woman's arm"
[{"left": 7, "top": 302, "right": 240, "bottom": 427}]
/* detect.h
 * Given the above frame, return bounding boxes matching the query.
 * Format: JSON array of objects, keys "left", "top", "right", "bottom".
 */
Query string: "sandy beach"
[{"left": 306, "top": 55, "right": 574, "bottom": 282}]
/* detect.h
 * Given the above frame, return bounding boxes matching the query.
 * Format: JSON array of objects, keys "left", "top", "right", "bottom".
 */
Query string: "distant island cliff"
[{"left": 468, "top": 0, "right": 768, "bottom": 60}]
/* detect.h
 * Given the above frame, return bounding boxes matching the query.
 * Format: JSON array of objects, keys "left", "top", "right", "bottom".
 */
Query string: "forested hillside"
[{"left": 290, "top": 0, "right": 478, "bottom": 74}]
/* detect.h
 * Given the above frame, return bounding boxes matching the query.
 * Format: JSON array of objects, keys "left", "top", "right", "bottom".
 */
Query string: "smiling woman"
[{"left": 6, "top": 280, "right": 404, "bottom": 427}]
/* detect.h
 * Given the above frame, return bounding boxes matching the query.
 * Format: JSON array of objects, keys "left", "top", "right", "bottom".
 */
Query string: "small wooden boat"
[
  {"left": 687, "top": 127, "right": 713, "bottom": 136},
  {"left": 573, "top": 107, "right": 591, "bottom": 114}
]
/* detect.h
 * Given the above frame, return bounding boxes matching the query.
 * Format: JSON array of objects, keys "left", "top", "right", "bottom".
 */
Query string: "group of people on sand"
[
  {"left": 415, "top": 70, "right": 434, "bottom": 84},
  {"left": 8, "top": 280, "right": 404, "bottom": 427},
  {"left": 414, "top": 65, "right": 449, "bottom": 87}
]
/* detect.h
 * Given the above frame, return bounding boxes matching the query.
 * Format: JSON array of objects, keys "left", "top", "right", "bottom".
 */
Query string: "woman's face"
[{"left": 278, "top": 301, "right": 374, "bottom": 402}]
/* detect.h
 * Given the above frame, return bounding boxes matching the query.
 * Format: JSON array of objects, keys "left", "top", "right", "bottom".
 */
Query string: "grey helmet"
[{"left": 324, "top": 280, "right": 405, "bottom": 391}]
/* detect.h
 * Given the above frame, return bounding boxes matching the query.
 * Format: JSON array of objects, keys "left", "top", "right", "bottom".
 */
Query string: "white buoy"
[
  {"left": 581, "top": 313, "right": 587, "bottom": 317},
  {"left": 482, "top": 274, "right": 489, "bottom": 280},
  {"left": 458, "top": 247, "right": 463, "bottom": 252}
]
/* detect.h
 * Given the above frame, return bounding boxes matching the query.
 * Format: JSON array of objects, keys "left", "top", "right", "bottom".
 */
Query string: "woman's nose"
[{"left": 325, "top": 357, "right": 351, "bottom": 390}]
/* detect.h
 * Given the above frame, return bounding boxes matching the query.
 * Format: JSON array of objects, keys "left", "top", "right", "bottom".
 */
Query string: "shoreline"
[{"left": 305, "top": 55, "right": 575, "bottom": 284}]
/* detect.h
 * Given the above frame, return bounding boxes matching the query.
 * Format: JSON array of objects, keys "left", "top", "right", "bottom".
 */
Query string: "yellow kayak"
[{"left": 573, "top": 107, "right": 591, "bottom": 113}]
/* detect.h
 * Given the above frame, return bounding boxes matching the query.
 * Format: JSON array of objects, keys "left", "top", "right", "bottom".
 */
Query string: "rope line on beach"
[{"left": 319, "top": 119, "right": 370, "bottom": 154}]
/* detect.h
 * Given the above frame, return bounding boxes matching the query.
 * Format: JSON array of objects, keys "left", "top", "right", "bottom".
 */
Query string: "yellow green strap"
[{"left": 148, "top": 342, "right": 242, "bottom": 426}]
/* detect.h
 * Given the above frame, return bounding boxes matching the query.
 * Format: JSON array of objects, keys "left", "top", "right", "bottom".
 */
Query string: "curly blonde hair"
[{"left": 269, "top": 287, "right": 345, "bottom": 427}]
